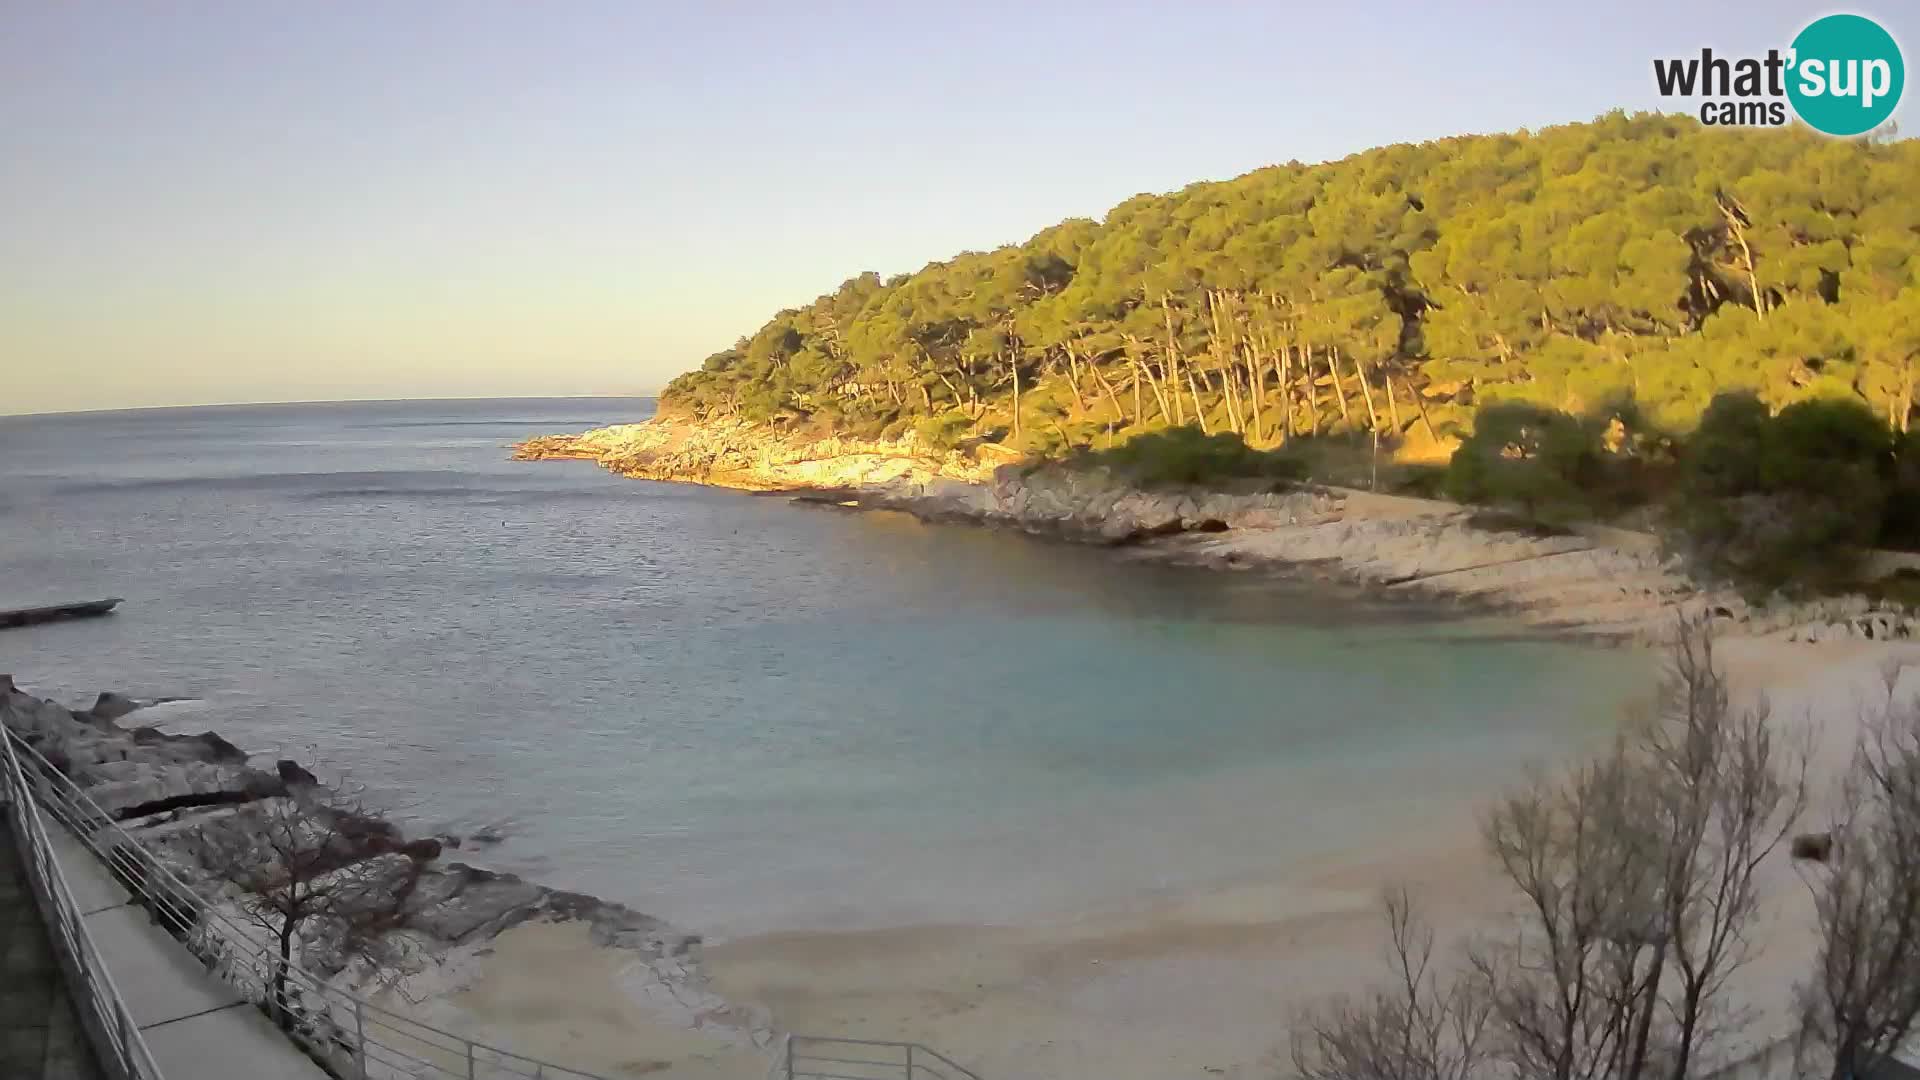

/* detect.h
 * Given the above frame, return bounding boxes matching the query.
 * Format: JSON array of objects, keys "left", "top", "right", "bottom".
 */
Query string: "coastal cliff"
[
  {"left": 518, "top": 415, "right": 1920, "bottom": 644},
  {"left": 0, "top": 677, "right": 773, "bottom": 1079}
]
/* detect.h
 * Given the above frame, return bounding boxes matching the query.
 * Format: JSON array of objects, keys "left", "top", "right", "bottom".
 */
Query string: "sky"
[{"left": 1, "top": 1, "right": 1912, "bottom": 415}]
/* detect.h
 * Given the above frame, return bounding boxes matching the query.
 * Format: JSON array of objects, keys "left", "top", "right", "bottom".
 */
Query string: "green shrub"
[
  {"left": 1679, "top": 391, "right": 1771, "bottom": 499},
  {"left": 1763, "top": 397, "right": 1894, "bottom": 495},
  {"left": 1884, "top": 430, "right": 1920, "bottom": 551},
  {"left": 1673, "top": 393, "right": 1896, "bottom": 590},
  {"left": 1389, "top": 463, "right": 1449, "bottom": 499},
  {"left": 844, "top": 413, "right": 893, "bottom": 440},
  {"left": 1084, "top": 425, "right": 1307, "bottom": 489},
  {"left": 1443, "top": 403, "right": 1603, "bottom": 525},
  {"left": 913, "top": 411, "right": 974, "bottom": 451}
]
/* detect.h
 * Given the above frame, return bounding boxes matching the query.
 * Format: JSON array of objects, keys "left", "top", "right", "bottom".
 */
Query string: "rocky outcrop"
[
  {"left": 867, "top": 468, "right": 1342, "bottom": 546},
  {"left": 514, "top": 416, "right": 1337, "bottom": 546},
  {"left": 1769, "top": 599, "right": 1920, "bottom": 643},
  {"left": 0, "top": 678, "right": 764, "bottom": 1066},
  {"left": 89, "top": 691, "right": 143, "bottom": 721},
  {"left": 513, "top": 414, "right": 997, "bottom": 492}
]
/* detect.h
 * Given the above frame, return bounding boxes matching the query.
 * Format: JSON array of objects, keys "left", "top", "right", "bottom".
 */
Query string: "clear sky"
[{"left": 2, "top": 1, "right": 1911, "bottom": 415}]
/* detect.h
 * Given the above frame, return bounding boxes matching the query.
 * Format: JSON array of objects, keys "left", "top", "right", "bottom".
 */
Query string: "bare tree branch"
[
  {"left": 1291, "top": 888, "right": 1490, "bottom": 1080},
  {"left": 188, "top": 791, "right": 427, "bottom": 1029},
  {"left": 1798, "top": 676, "right": 1920, "bottom": 1080},
  {"left": 1288, "top": 616, "right": 1805, "bottom": 1080}
]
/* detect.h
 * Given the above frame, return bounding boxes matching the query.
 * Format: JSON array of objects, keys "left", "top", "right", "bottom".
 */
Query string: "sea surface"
[{"left": 0, "top": 398, "right": 1649, "bottom": 936}]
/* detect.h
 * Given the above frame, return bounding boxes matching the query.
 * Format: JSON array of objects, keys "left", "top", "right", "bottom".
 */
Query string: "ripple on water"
[{"left": 0, "top": 398, "right": 1652, "bottom": 935}]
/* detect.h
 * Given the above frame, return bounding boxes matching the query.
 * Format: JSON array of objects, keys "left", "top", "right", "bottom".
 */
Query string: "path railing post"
[
  {"left": 906, "top": 1043, "right": 914, "bottom": 1080},
  {"left": 354, "top": 998, "right": 367, "bottom": 1079}
]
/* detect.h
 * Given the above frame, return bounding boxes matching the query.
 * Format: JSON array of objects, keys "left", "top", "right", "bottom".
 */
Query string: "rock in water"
[{"left": 90, "top": 691, "right": 142, "bottom": 721}]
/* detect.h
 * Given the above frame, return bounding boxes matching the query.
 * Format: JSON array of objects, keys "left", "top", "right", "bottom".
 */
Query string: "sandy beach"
[
  {"left": 450, "top": 920, "right": 770, "bottom": 1080},
  {"left": 426, "top": 636, "right": 1920, "bottom": 1080}
]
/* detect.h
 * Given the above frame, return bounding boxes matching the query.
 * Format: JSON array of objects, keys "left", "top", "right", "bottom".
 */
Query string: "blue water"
[{"left": 0, "top": 399, "right": 1648, "bottom": 935}]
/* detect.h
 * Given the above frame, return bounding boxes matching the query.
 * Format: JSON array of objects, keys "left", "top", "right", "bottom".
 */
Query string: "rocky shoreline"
[
  {"left": 0, "top": 675, "right": 772, "bottom": 1076},
  {"left": 516, "top": 415, "right": 1920, "bottom": 645}
]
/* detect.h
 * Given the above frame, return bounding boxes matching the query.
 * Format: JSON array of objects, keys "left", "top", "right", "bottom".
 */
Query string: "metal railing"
[
  {"left": 1, "top": 724, "right": 166, "bottom": 1080},
  {"left": 782, "top": 1035, "right": 981, "bottom": 1080},
  {"left": 5, "top": 727, "right": 627, "bottom": 1080}
]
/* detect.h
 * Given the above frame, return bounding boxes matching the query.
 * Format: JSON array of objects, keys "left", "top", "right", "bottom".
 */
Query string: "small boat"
[{"left": 0, "top": 598, "right": 124, "bottom": 629}]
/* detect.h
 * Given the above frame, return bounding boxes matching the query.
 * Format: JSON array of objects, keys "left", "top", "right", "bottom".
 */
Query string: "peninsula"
[{"left": 521, "top": 115, "right": 1920, "bottom": 641}]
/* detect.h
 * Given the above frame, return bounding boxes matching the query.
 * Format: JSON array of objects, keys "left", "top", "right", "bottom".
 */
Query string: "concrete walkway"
[
  {"left": 47, "top": 825, "right": 329, "bottom": 1080},
  {"left": 0, "top": 827, "right": 102, "bottom": 1080}
]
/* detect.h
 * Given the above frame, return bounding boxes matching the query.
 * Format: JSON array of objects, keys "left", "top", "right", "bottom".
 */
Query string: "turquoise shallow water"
[{"left": 0, "top": 398, "right": 1650, "bottom": 935}]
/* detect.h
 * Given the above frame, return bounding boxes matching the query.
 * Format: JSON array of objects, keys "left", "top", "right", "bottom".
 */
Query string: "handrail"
[
  {"left": 4, "top": 727, "right": 627, "bottom": 1080},
  {"left": 784, "top": 1034, "right": 982, "bottom": 1080},
  {"left": 0, "top": 725, "right": 167, "bottom": 1080}
]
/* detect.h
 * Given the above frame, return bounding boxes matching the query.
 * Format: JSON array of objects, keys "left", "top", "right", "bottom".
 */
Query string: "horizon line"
[{"left": 0, "top": 392, "right": 661, "bottom": 422}]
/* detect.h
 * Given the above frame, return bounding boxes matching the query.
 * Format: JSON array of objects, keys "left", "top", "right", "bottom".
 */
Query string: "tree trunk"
[
  {"left": 1326, "top": 348, "right": 1351, "bottom": 425},
  {"left": 1303, "top": 346, "right": 1321, "bottom": 436},
  {"left": 1349, "top": 348, "right": 1380, "bottom": 431},
  {"left": 1246, "top": 332, "right": 1265, "bottom": 445},
  {"left": 1132, "top": 356, "right": 1171, "bottom": 424},
  {"left": 1222, "top": 361, "right": 1243, "bottom": 435},
  {"left": 1624, "top": 944, "right": 1666, "bottom": 1080},
  {"left": 1208, "top": 292, "right": 1243, "bottom": 435},
  {"left": 1163, "top": 297, "right": 1184, "bottom": 426},
  {"left": 1401, "top": 375, "right": 1439, "bottom": 444},
  {"left": 1185, "top": 370, "right": 1210, "bottom": 434},
  {"left": 1090, "top": 362, "right": 1126, "bottom": 427},
  {"left": 1668, "top": 981, "right": 1702, "bottom": 1080},
  {"left": 1278, "top": 340, "right": 1294, "bottom": 442},
  {"left": 1062, "top": 347, "right": 1088, "bottom": 415},
  {"left": 1011, "top": 357, "right": 1022, "bottom": 442},
  {"left": 1149, "top": 361, "right": 1171, "bottom": 423},
  {"left": 1721, "top": 201, "right": 1764, "bottom": 318},
  {"left": 1899, "top": 359, "right": 1915, "bottom": 434},
  {"left": 1383, "top": 367, "right": 1403, "bottom": 432}
]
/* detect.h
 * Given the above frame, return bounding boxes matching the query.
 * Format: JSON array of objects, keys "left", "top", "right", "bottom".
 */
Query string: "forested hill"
[{"left": 664, "top": 113, "right": 1920, "bottom": 455}]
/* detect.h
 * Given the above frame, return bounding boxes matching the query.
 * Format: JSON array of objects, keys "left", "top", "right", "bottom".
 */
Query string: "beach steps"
[{"left": 784, "top": 1034, "right": 981, "bottom": 1080}]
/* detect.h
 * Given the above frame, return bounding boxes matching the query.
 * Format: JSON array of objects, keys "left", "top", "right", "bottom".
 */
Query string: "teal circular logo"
[{"left": 1787, "top": 14, "right": 1904, "bottom": 136}]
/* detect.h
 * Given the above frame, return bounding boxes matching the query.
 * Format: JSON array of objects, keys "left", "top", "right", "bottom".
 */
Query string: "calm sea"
[{"left": 0, "top": 398, "right": 1647, "bottom": 936}]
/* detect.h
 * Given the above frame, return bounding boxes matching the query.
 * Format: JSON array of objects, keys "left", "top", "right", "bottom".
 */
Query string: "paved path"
[
  {"left": 47, "top": 825, "right": 332, "bottom": 1080},
  {"left": 0, "top": 827, "right": 102, "bottom": 1080}
]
